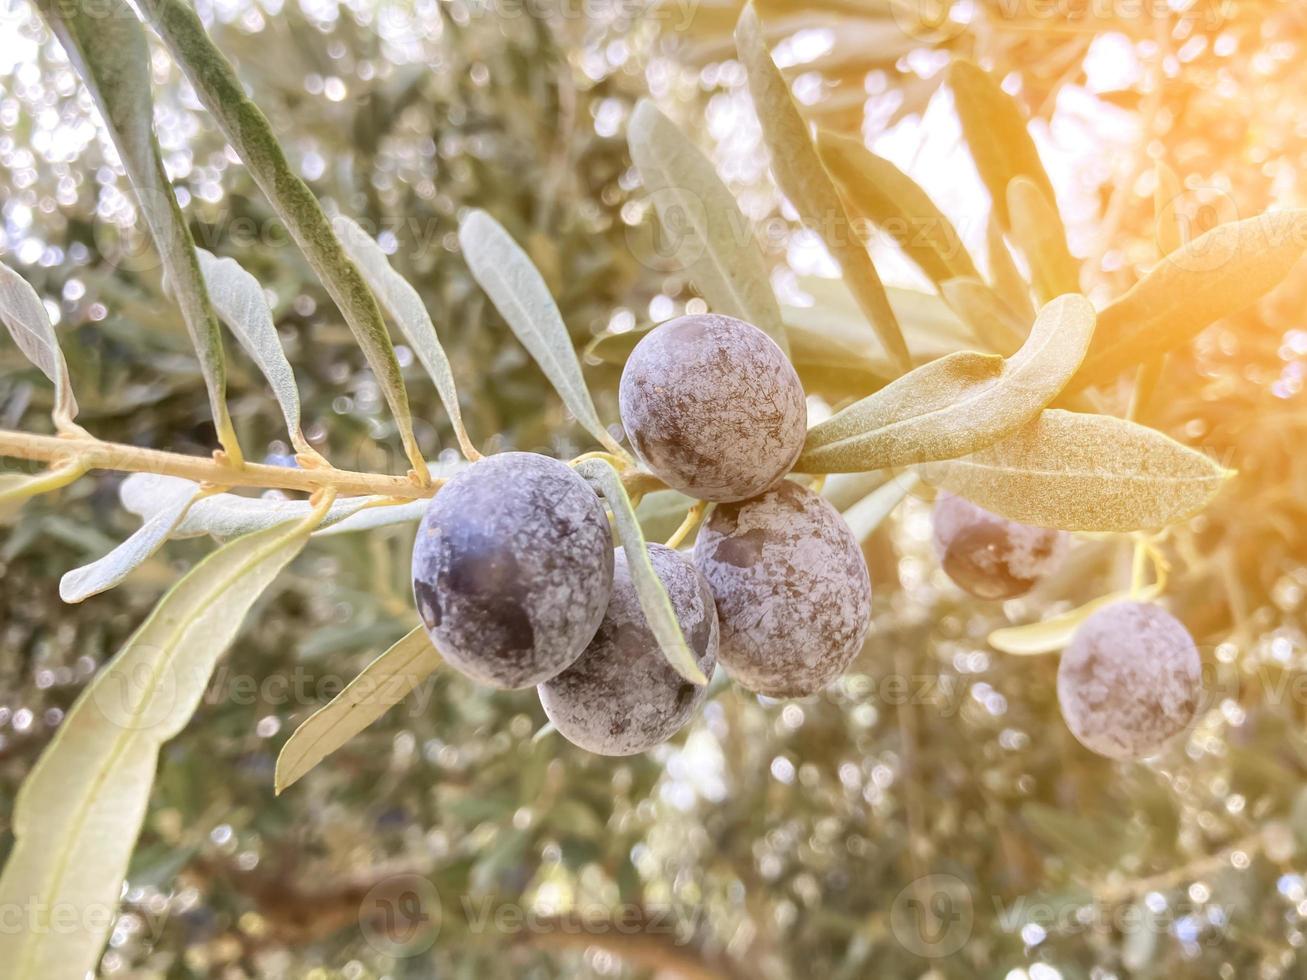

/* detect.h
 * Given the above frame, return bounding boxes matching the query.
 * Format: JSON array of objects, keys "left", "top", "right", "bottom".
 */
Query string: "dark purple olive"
[
  {"left": 932, "top": 492, "right": 1067, "bottom": 600},
  {"left": 539, "top": 544, "right": 717, "bottom": 755},
  {"left": 694, "top": 480, "right": 870, "bottom": 697},
  {"left": 619, "top": 313, "right": 806, "bottom": 502},
  {"left": 411, "top": 452, "right": 613, "bottom": 689},
  {"left": 1057, "top": 602, "right": 1202, "bottom": 760}
]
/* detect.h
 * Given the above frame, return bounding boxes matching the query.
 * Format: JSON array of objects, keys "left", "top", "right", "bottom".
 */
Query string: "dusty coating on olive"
[
  {"left": 619, "top": 313, "right": 806, "bottom": 502},
  {"left": 411, "top": 452, "right": 614, "bottom": 689},
  {"left": 539, "top": 544, "right": 718, "bottom": 755},
  {"left": 932, "top": 492, "right": 1068, "bottom": 600},
  {"left": 693, "top": 480, "right": 871, "bottom": 697},
  {"left": 1057, "top": 601, "right": 1202, "bottom": 760}
]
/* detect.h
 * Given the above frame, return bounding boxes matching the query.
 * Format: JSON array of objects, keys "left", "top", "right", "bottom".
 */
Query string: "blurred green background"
[{"left": 3, "top": 1, "right": 1307, "bottom": 977}]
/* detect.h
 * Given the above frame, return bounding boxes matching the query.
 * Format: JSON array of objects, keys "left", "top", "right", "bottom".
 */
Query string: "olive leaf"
[
  {"left": 1007, "top": 177, "right": 1079, "bottom": 305},
  {"left": 459, "top": 210, "right": 626, "bottom": 457},
  {"left": 926, "top": 409, "right": 1234, "bottom": 532},
  {"left": 60, "top": 479, "right": 201, "bottom": 603},
  {"left": 35, "top": 0, "right": 240, "bottom": 461},
  {"left": 135, "top": 0, "right": 426, "bottom": 477},
  {"left": 573, "top": 458, "right": 707, "bottom": 685},
  {"left": 334, "top": 216, "right": 481, "bottom": 460},
  {"left": 940, "top": 277, "right": 1026, "bottom": 355},
  {"left": 0, "top": 510, "right": 324, "bottom": 980},
  {"left": 949, "top": 58, "right": 1058, "bottom": 231},
  {"left": 1070, "top": 210, "right": 1307, "bottom": 391},
  {"left": 842, "top": 472, "right": 919, "bottom": 541},
  {"left": 196, "top": 250, "right": 326, "bottom": 464},
  {"left": 318, "top": 498, "right": 430, "bottom": 536},
  {"left": 988, "top": 584, "right": 1163, "bottom": 655},
  {"left": 987, "top": 219, "right": 1035, "bottom": 321},
  {"left": 627, "top": 100, "right": 789, "bottom": 355},
  {"left": 119, "top": 473, "right": 377, "bottom": 540},
  {"left": 0, "top": 458, "right": 89, "bottom": 521},
  {"left": 816, "top": 129, "right": 978, "bottom": 289},
  {"left": 0, "top": 260, "right": 84, "bottom": 435},
  {"left": 275, "top": 626, "right": 442, "bottom": 793},
  {"left": 797, "top": 294, "right": 1096, "bottom": 473},
  {"left": 735, "top": 3, "right": 911, "bottom": 373}
]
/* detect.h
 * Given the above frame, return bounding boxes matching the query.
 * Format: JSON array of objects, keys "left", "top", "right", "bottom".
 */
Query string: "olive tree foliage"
[{"left": 0, "top": 0, "right": 1302, "bottom": 976}]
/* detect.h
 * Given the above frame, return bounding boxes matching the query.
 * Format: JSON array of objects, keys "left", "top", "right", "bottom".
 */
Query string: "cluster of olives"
[
  {"left": 411, "top": 309, "right": 1201, "bottom": 762},
  {"left": 930, "top": 494, "right": 1202, "bottom": 761},
  {"left": 411, "top": 314, "right": 873, "bottom": 755}
]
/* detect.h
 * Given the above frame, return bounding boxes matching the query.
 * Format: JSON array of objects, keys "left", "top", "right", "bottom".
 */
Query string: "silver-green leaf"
[
  {"left": 275, "top": 626, "right": 442, "bottom": 793},
  {"left": 60, "top": 479, "right": 200, "bottom": 603},
  {"left": 0, "top": 259, "right": 84, "bottom": 435},
  {"left": 628, "top": 100, "right": 788, "bottom": 355},
  {"left": 735, "top": 3, "right": 910, "bottom": 373},
  {"left": 196, "top": 250, "right": 325, "bottom": 464},
  {"left": 459, "top": 209, "right": 626, "bottom": 456},
  {"left": 334, "top": 216, "right": 481, "bottom": 460},
  {"left": 135, "top": 0, "right": 426, "bottom": 477},
  {"left": 36, "top": 0, "right": 240, "bottom": 461},
  {"left": 0, "top": 511, "right": 322, "bottom": 980},
  {"left": 573, "top": 458, "right": 707, "bottom": 685},
  {"left": 798, "top": 294, "right": 1096, "bottom": 473}
]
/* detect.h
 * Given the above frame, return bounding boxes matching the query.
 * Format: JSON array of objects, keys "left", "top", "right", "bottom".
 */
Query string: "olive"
[
  {"left": 411, "top": 452, "right": 613, "bottom": 689},
  {"left": 619, "top": 313, "right": 806, "bottom": 502}
]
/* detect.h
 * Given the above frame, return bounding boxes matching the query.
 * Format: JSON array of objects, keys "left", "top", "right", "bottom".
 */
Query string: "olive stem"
[
  {"left": 0, "top": 428, "right": 664, "bottom": 501},
  {"left": 664, "top": 500, "right": 708, "bottom": 550}
]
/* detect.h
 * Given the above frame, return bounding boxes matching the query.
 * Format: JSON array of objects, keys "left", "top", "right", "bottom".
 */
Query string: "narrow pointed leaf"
[
  {"left": 628, "top": 100, "right": 788, "bottom": 355},
  {"left": 1071, "top": 210, "right": 1307, "bottom": 390},
  {"left": 574, "top": 458, "right": 707, "bottom": 685},
  {"left": 0, "top": 260, "right": 83, "bottom": 434},
  {"left": 36, "top": 0, "right": 239, "bottom": 460},
  {"left": 119, "top": 473, "right": 374, "bottom": 540},
  {"left": 60, "top": 480, "right": 200, "bottom": 603},
  {"left": 0, "top": 511, "right": 322, "bottom": 980},
  {"left": 459, "top": 210, "right": 625, "bottom": 456},
  {"left": 987, "top": 219, "right": 1035, "bottom": 320},
  {"left": 196, "top": 250, "right": 324, "bottom": 463},
  {"left": 1007, "top": 177, "right": 1079, "bottom": 305},
  {"left": 927, "top": 409, "right": 1234, "bottom": 532},
  {"left": 989, "top": 584, "right": 1163, "bottom": 655},
  {"left": 334, "top": 216, "right": 480, "bottom": 459},
  {"left": 798, "top": 295, "right": 1096, "bottom": 473},
  {"left": 949, "top": 58, "right": 1057, "bottom": 230},
  {"left": 817, "top": 129, "right": 977, "bottom": 288},
  {"left": 275, "top": 626, "right": 442, "bottom": 793},
  {"left": 842, "top": 472, "right": 918, "bottom": 541},
  {"left": 135, "top": 0, "right": 425, "bottom": 477},
  {"left": 735, "top": 3, "right": 910, "bottom": 372}
]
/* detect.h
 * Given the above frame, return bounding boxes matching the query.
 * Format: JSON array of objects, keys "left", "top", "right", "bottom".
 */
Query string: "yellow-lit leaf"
[
  {"left": 928, "top": 409, "right": 1233, "bottom": 532},
  {"left": 798, "top": 295, "right": 1096, "bottom": 473}
]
